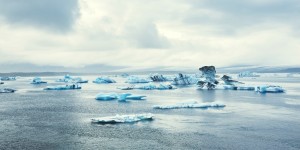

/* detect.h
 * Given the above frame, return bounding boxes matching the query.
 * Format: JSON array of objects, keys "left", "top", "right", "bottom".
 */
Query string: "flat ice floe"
[
  {"left": 44, "top": 84, "right": 81, "bottom": 90},
  {"left": 153, "top": 101, "right": 225, "bottom": 109},
  {"left": 95, "top": 93, "right": 146, "bottom": 101},
  {"left": 255, "top": 85, "right": 285, "bottom": 93},
  {"left": 91, "top": 113, "right": 154, "bottom": 124}
]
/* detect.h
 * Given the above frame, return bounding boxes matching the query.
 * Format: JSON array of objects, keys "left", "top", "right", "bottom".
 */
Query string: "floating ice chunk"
[
  {"left": 153, "top": 101, "right": 225, "bottom": 109},
  {"left": 56, "top": 74, "right": 72, "bottom": 82},
  {"left": 197, "top": 66, "right": 219, "bottom": 89},
  {"left": 126, "top": 76, "right": 149, "bottom": 83},
  {"left": 95, "top": 93, "right": 118, "bottom": 100},
  {"left": 171, "top": 73, "right": 198, "bottom": 85},
  {"left": 0, "top": 88, "right": 16, "bottom": 93},
  {"left": 214, "top": 85, "right": 255, "bottom": 91},
  {"left": 149, "top": 74, "right": 169, "bottom": 82},
  {"left": 135, "top": 83, "right": 175, "bottom": 90},
  {"left": 93, "top": 77, "right": 116, "bottom": 84},
  {"left": 72, "top": 77, "right": 88, "bottom": 83},
  {"left": 56, "top": 75, "right": 88, "bottom": 83},
  {"left": 91, "top": 113, "right": 154, "bottom": 124},
  {"left": 255, "top": 85, "right": 285, "bottom": 93},
  {"left": 44, "top": 84, "right": 81, "bottom": 90},
  {"left": 0, "top": 77, "right": 16, "bottom": 81},
  {"left": 31, "top": 77, "right": 47, "bottom": 84},
  {"left": 238, "top": 71, "right": 260, "bottom": 78}
]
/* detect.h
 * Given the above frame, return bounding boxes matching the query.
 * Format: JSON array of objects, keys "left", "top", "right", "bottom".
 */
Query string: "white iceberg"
[
  {"left": 126, "top": 76, "right": 149, "bottom": 84},
  {"left": 255, "top": 85, "right": 285, "bottom": 93},
  {"left": 238, "top": 71, "right": 260, "bottom": 78},
  {"left": 153, "top": 101, "right": 225, "bottom": 109},
  {"left": 93, "top": 77, "right": 116, "bottom": 84},
  {"left": 171, "top": 73, "right": 198, "bottom": 85},
  {"left": 44, "top": 84, "right": 81, "bottom": 90},
  {"left": 31, "top": 77, "right": 47, "bottom": 84},
  {"left": 91, "top": 113, "right": 154, "bottom": 124},
  {"left": 0, "top": 88, "right": 16, "bottom": 93}
]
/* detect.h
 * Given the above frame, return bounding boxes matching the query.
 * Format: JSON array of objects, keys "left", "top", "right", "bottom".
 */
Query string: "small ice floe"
[
  {"left": 93, "top": 77, "right": 116, "bottom": 84},
  {"left": 132, "top": 84, "right": 175, "bottom": 90},
  {"left": 214, "top": 85, "right": 255, "bottom": 91},
  {"left": 44, "top": 84, "right": 81, "bottom": 90},
  {"left": 95, "top": 93, "right": 146, "bottom": 101},
  {"left": 153, "top": 101, "right": 225, "bottom": 109},
  {"left": 31, "top": 77, "right": 47, "bottom": 84},
  {"left": 126, "top": 76, "right": 149, "bottom": 84},
  {"left": 0, "top": 88, "right": 16, "bottom": 93},
  {"left": 171, "top": 73, "right": 198, "bottom": 85},
  {"left": 91, "top": 113, "right": 154, "bottom": 124},
  {"left": 149, "top": 74, "right": 169, "bottom": 82},
  {"left": 255, "top": 85, "right": 285, "bottom": 93},
  {"left": 238, "top": 71, "right": 260, "bottom": 78},
  {"left": 0, "top": 77, "right": 16, "bottom": 81}
]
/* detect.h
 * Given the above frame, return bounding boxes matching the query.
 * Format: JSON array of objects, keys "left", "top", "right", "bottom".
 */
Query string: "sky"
[{"left": 0, "top": 0, "right": 299, "bottom": 72}]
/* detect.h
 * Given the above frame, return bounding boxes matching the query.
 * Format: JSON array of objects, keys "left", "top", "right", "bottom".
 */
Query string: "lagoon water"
[{"left": 1, "top": 74, "right": 300, "bottom": 149}]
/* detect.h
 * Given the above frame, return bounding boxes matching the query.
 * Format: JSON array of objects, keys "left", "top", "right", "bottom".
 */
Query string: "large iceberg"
[
  {"left": 149, "top": 74, "right": 169, "bottom": 82},
  {"left": 0, "top": 77, "right": 16, "bottom": 81},
  {"left": 91, "top": 113, "right": 154, "bottom": 124},
  {"left": 221, "top": 75, "right": 244, "bottom": 85},
  {"left": 93, "top": 77, "right": 116, "bottom": 84},
  {"left": 153, "top": 101, "right": 225, "bottom": 109},
  {"left": 56, "top": 75, "right": 88, "bottom": 83},
  {"left": 171, "top": 73, "right": 198, "bottom": 85},
  {"left": 197, "top": 66, "right": 219, "bottom": 89},
  {"left": 95, "top": 93, "right": 146, "bottom": 101},
  {"left": 125, "top": 76, "right": 149, "bottom": 84},
  {"left": 0, "top": 88, "right": 16, "bottom": 93},
  {"left": 44, "top": 84, "right": 81, "bottom": 90},
  {"left": 238, "top": 71, "right": 260, "bottom": 78},
  {"left": 255, "top": 85, "right": 285, "bottom": 93},
  {"left": 31, "top": 77, "right": 47, "bottom": 84}
]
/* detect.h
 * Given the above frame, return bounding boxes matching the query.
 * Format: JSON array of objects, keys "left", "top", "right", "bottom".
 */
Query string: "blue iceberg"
[
  {"left": 0, "top": 88, "right": 16, "bottom": 93},
  {"left": 255, "top": 85, "right": 285, "bottom": 93},
  {"left": 31, "top": 77, "right": 47, "bottom": 84},
  {"left": 95, "top": 93, "right": 146, "bottom": 101},
  {"left": 153, "top": 101, "right": 225, "bottom": 109},
  {"left": 0, "top": 77, "right": 16, "bottom": 81},
  {"left": 56, "top": 75, "right": 88, "bottom": 83},
  {"left": 126, "top": 76, "right": 149, "bottom": 84},
  {"left": 93, "top": 77, "right": 116, "bottom": 84},
  {"left": 44, "top": 84, "right": 81, "bottom": 90},
  {"left": 91, "top": 113, "right": 153, "bottom": 124}
]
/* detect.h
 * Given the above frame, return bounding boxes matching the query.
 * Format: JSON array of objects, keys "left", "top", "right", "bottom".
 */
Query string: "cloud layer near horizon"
[{"left": 0, "top": 0, "right": 299, "bottom": 70}]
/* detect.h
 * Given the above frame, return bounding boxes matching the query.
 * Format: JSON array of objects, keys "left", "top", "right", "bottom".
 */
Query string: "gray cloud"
[{"left": 0, "top": 0, "right": 80, "bottom": 32}]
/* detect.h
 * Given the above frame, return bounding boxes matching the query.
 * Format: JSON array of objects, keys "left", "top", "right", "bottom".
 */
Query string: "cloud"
[{"left": 0, "top": 0, "right": 80, "bottom": 32}]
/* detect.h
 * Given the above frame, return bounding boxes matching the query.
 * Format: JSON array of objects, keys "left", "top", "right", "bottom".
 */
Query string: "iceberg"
[
  {"left": 171, "top": 73, "right": 198, "bottom": 85},
  {"left": 132, "top": 83, "right": 175, "bottom": 90},
  {"left": 91, "top": 113, "right": 154, "bottom": 124},
  {"left": 95, "top": 93, "right": 146, "bottom": 101},
  {"left": 93, "top": 77, "right": 116, "bottom": 84},
  {"left": 149, "top": 74, "right": 169, "bottom": 82},
  {"left": 214, "top": 85, "right": 255, "bottom": 91},
  {"left": 153, "top": 101, "right": 225, "bottom": 109},
  {"left": 197, "top": 66, "right": 219, "bottom": 89},
  {"left": 0, "top": 77, "right": 16, "bottom": 81},
  {"left": 238, "top": 71, "right": 260, "bottom": 78},
  {"left": 0, "top": 88, "right": 16, "bottom": 93},
  {"left": 56, "top": 75, "right": 88, "bottom": 83},
  {"left": 221, "top": 75, "right": 244, "bottom": 85},
  {"left": 126, "top": 76, "right": 149, "bottom": 84},
  {"left": 31, "top": 77, "right": 47, "bottom": 84},
  {"left": 255, "top": 85, "right": 285, "bottom": 93},
  {"left": 44, "top": 84, "right": 81, "bottom": 90}
]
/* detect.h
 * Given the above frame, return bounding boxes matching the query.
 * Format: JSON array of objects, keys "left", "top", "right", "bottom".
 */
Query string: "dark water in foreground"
[{"left": 0, "top": 75, "right": 300, "bottom": 149}]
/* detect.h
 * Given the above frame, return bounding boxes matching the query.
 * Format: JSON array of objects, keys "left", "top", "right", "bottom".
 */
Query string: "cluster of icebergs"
[{"left": 118, "top": 83, "right": 175, "bottom": 90}]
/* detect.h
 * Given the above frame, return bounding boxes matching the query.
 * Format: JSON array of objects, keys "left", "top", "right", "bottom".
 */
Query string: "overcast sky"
[{"left": 0, "top": 0, "right": 299, "bottom": 71}]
